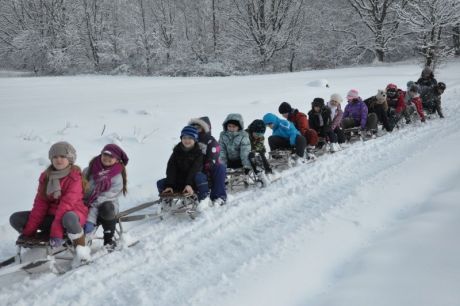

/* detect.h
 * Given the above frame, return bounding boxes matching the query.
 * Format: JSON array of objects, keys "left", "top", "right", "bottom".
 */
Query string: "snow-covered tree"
[{"left": 398, "top": 0, "right": 460, "bottom": 69}]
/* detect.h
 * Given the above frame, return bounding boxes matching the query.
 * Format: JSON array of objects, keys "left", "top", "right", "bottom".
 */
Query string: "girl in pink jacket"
[{"left": 9, "top": 142, "right": 89, "bottom": 253}]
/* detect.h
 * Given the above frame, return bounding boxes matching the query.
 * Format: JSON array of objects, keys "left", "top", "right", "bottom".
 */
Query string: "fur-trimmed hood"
[{"left": 188, "top": 117, "right": 211, "bottom": 133}]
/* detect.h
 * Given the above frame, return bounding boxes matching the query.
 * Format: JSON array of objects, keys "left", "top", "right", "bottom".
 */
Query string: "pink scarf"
[{"left": 87, "top": 157, "right": 123, "bottom": 205}]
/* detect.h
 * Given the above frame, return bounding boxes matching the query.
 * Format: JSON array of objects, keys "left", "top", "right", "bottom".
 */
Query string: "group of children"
[
  {"left": 10, "top": 142, "right": 129, "bottom": 263},
  {"left": 9, "top": 67, "right": 446, "bottom": 262}
]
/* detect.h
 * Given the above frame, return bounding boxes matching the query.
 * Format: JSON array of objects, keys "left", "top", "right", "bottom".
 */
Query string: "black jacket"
[
  {"left": 308, "top": 107, "right": 332, "bottom": 133},
  {"left": 166, "top": 143, "right": 203, "bottom": 188}
]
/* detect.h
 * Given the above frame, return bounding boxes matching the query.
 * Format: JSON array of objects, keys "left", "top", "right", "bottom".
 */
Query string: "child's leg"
[
  {"left": 209, "top": 164, "right": 227, "bottom": 201},
  {"left": 305, "top": 129, "right": 318, "bottom": 146},
  {"left": 62, "top": 211, "right": 85, "bottom": 246},
  {"left": 97, "top": 201, "right": 117, "bottom": 245},
  {"left": 294, "top": 135, "right": 307, "bottom": 157},
  {"left": 194, "top": 172, "right": 209, "bottom": 201},
  {"left": 341, "top": 118, "right": 356, "bottom": 129},
  {"left": 366, "top": 113, "right": 378, "bottom": 130},
  {"left": 10, "top": 211, "right": 30, "bottom": 233},
  {"left": 334, "top": 127, "right": 346, "bottom": 144},
  {"left": 268, "top": 135, "right": 290, "bottom": 151},
  {"left": 157, "top": 178, "right": 168, "bottom": 194}
]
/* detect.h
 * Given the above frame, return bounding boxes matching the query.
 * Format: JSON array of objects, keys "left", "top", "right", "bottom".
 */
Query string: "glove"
[
  {"left": 421, "top": 117, "right": 426, "bottom": 123},
  {"left": 49, "top": 237, "right": 65, "bottom": 248},
  {"left": 84, "top": 222, "right": 96, "bottom": 234}
]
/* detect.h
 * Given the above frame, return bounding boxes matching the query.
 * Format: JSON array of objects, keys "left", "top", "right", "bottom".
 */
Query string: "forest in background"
[{"left": 0, "top": 0, "right": 459, "bottom": 76}]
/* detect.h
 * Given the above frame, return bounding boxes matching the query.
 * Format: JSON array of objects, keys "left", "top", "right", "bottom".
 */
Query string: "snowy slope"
[{"left": 0, "top": 61, "right": 459, "bottom": 306}]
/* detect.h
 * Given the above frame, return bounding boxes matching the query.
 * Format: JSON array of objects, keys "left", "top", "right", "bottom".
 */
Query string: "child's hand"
[
  {"left": 183, "top": 185, "right": 194, "bottom": 196},
  {"left": 162, "top": 187, "right": 173, "bottom": 194}
]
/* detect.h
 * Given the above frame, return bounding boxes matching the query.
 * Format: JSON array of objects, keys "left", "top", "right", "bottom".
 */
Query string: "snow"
[
  {"left": 307, "top": 79, "right": 329, "bottom": 88},
  {"left": 0, "top": 61, "right": 459, "bottom": 306}
]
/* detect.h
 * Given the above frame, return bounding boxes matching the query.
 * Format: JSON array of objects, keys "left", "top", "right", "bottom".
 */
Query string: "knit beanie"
[
  {"left": 278, "top": 102, "right": 292, "bottom": 114},
  {"left": 180, "top": 125, "right": 199, "bottom": 141},
  {"left": 346, "top": 89, "right": 359, "bottom": 101},
  {"left": 248, "top": 119, "right": 266, "bottom": 134},
  {"left": 48, "top": 141, "right": 77, "bottom": 164},
  {"left": 376, "top": 89, "right": 386, "bottom": 103},
  {"left": 330, "top": 93, "right": 343, "bottom": 104},
  {"left": 101, "top": 143, "right": 129, "bottom": 165},
  {"left": 226, "top": 119, "right": 241, "bottom": 130},
  {"left": 312, "top": 97, "right": 325, "bottom": 108},
  {"left": 421, "top": 66, "right": 432, "bottom": 78}
]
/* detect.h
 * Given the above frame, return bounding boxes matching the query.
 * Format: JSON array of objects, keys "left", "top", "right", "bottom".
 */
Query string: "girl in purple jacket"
[{"left": 341, "top": 89, "right": 378, "bottom": 132}]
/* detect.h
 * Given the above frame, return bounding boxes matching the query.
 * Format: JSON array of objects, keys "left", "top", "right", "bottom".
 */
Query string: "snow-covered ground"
[{"left": 0, "top": 61, "right": 459, "bottom": 306}]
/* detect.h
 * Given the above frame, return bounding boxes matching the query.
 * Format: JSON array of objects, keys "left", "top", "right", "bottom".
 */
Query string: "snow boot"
[{"left": 69, "top": 230, "right": 91, "bottom": 267}]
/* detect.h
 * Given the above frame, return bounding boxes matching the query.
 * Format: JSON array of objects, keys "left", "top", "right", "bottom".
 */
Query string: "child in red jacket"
[{"left": 9, "top": 142, "right": 89, "bottom": 259}]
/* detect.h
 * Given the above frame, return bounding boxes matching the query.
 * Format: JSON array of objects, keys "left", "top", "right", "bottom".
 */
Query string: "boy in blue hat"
[{"left": 157, "top": 126, "right": 209, "bottom": 200}]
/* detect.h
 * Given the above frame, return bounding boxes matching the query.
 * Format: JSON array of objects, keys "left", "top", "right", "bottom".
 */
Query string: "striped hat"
[{"left": 180, "top": 125, "right": 198, "bottom": 141}]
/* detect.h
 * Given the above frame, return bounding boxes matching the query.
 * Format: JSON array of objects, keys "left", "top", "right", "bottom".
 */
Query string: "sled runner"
[
  {"left": 225, "top": 167, "right": 270, "bottom": 192},
  {"left": 158, "top": 193, "right": 199, "bottom": 220}
]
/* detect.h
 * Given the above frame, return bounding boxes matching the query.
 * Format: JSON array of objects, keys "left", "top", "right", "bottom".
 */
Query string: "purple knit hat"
[{"left": 101, "top": 144, "right": 129, "bottom": 165}]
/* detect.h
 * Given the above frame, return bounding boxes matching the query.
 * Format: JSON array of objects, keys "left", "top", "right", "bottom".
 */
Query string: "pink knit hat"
[{"left": 346, "top": 89, "right": 359, "bottom": 101}]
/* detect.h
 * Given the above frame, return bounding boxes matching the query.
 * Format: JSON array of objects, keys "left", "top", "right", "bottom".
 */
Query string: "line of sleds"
[{"left": 0, "top": 109, "right": 442, "bottom": 278}]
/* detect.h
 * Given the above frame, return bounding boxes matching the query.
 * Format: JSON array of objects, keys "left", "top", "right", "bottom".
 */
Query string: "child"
[
  {"left": 83, "top": 144, "right": 129, "bottom": 248},
  {"left": 308, "top": 98, "right": 340, "bottom": 151},
  {"left": 278, "top": 102, "right": 318, "bottom": 149},
  {"left": 342, "top": 89, "right": 377, "bottom": 132},
  {"left": 327, "top": 93, "right": 346, "bottom": 143},
  {"left": 416, "top": 66, "right": 438, "bottom": 107},
  {"left": 385, "top": 83, "right": 407, "bottom": 124},
  {"left": 262, "top": 113, "right": 306, "bottom": 158},
  {"left": 9, "top": 142, "right": 89, "bottom": 259},
  {"left": 246, "top": 119, "right": 273, "bottom": 174},
  {"left": 404, "top": 82, "right": 426, "bottom": 123},
  {"left": 364, "top": 90, "right": 394, "bottom": 132},
  {"left": 219, "top": 114, "right": 252, "bottom": 173},
  {"left": 189, "top": 117, "right": 227, "bottom": 206},
  {"left": 157, "top": 126, "right": 209, "bottom": 201}
]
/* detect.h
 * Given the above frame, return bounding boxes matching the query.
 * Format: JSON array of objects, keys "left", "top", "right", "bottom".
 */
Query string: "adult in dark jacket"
[
  {"left": 423, "top": 82, "right": 446, "bottom": 118},
  {"left": 189, "top": 117, "right": 226, "bottom": 205},
  {"left": 416, "top": 66, "right": 438, "bottom": 106},
  {"left": 157, "top": 126, "right": 209, "bottom": 201},
  {"left": 364, "top": 90, "right": 394, "bottom": 132}
]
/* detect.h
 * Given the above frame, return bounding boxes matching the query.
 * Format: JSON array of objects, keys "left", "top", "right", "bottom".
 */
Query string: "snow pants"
[
  {"left": 333, "top": 127, "right": 346, "bottom": 144},
  {"left": 94, "top": 201, "right": 117, "bottom": 244},
  {"left": 248, "top": 151, "right": 272, "bottom": 174},
  {"left": 208, "top": 163, "right": 227, "bottom": 201},
  {"left": 10, "top": 210, "right": 82, "bottom": 237},
  {"left": 341, "top": 113, "right": 378, "bottom": 131},
  {"left": 157, "top": 172, "right": 209, "bottom": 201},
  {"left": 372, "top": 104, "right": 394, "bottom": 132},
  {"left": 268, "top": 135, "right": 307, "bottom": 158}
]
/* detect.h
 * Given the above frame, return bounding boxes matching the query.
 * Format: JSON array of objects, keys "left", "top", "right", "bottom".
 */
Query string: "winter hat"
[
  {"left": 406, "top": 81, "right": 416, "bottom": 89},
  {"left": 409, "top": 84, "right": 420, "bottom": 94},
  {"left": 376, "top": 89, "right": 386, "bottom": 103},
  {"left": 330, "top": 93, "right": 343, "bottom": 104},
  {"left": 180, "top": 125, "right": 199, "bottom": 141},
  {"left": 48, "top": 141, "right": 77, "bottom": 164},
  {"left": 421, "top": 66, "right": 433, "bottom": 79},
  {"left": 226, "top": 119, "right": 241, "bottom": 130},
  {"left": 312, "top": 97, "right": 325, "bottom": 108},
  {"left": 248, "top": 119, "right": 266, "bottom": 134},
  {"left": 278, "top": 102, "right": 293, "bottom": 114},
  {"left": 346, "top": 89, "right": 359, "bottom": 101},
  {"left": 101, "top": 143, "right": 129, "bottom": 165},
  {"left": 188, "top": 117, "right": 210, "bottom": 133}
]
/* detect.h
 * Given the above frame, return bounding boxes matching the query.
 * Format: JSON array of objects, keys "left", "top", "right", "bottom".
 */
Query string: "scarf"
[
  {"left": 330, "top": 105, "right": 337, "bottom": 121},
  {"left": 46, "top": 166, "right": 72, "bottom": 199},
  {"left": 87, "top": 156, "right": 123, "bottom": 205},
  {"left": 316, "top": 112, "right": 324, "bottom": 127}
]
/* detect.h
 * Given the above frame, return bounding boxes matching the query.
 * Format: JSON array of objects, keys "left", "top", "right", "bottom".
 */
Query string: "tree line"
[{"left": 0, "top": 0, "right": 459, "bottom": 76}]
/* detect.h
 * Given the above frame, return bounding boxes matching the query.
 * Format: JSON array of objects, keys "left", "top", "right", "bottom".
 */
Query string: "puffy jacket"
[
  {"left": 342, "top": 98, "right": 368, "bottom": 129},
  {"left": 246, "top": 120, "right": 266, "bottom": 154},
  {"left": 404, "top": 92, "right": 425, "bottom": 120},
  {"left": 165, "top": 143, "right": 203, "bottom": 188},
  {"left": 308, "top": 107, "right": 332, "bottom": 133},
  {"left": 287, "top": 109, "right": 310, "bottom": 136},
  {"left": 327, "top": 102, "right": 343, "bottom": 130},
  {"left": 263, "top": 113, "right": 300, "bottom": 146},
  {"left": 387, "top": 90, "right": 406, "bottom": 114},
  {"left": 219, "top": 113, "right": 251, "bottom": 168},
  {"left": 417, "top": 77, "right": 438, "bottom": 105},
  {"left": 22, "top": 167, "right": 88, "bottom": 239},
  {"left": 84, "top": 169, "right": 123, "bottom": 225}
]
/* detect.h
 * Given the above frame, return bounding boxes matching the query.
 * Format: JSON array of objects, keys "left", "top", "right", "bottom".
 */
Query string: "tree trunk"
[{"left": 454, "top": 24, "right": 460, "bottom": 56}]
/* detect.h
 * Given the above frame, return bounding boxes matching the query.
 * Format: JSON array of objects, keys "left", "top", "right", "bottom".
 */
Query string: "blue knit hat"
[{"left": 180, "top": 125, "right": 198, "bottom": 141}]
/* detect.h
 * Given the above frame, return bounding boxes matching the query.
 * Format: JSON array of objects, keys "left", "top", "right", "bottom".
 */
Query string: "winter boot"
[{"left": 68, "top": 230, "right": 91, "bottom": 267}]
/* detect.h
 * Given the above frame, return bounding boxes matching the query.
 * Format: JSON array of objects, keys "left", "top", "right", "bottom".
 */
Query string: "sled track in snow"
[{"left": 2, "top": 102, "right": 460, "bottom": 306}]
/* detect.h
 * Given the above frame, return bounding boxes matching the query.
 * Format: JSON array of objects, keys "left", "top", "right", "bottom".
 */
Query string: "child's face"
[
  {"left": 227, "top": 123, "right": 239, "bottom": 132},
  {"left": 314, "top": 106, "right": 320, "bottom": 112},
  {"left": 181, "top": 136, "right": 195, "bottom": 148},
  {"left": 101, "top": 153, "right": 118, "bottom": 167},
  {"left": 252, "top": 132, "right": 264, "bottom": 139},
  {"left": 52, "top": 155, "right": 70, "bottom": 170}
]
